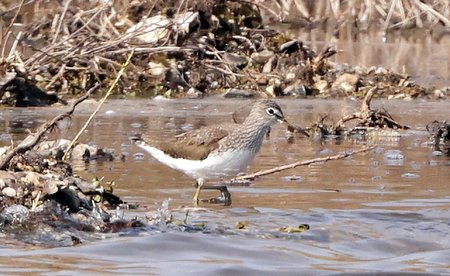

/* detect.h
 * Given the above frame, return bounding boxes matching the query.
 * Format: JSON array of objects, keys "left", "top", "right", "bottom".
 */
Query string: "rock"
[
  {"left": 285, "top": 72, "right": 296, "bottom": 83},
  {"left": 332, "top": 73, "right": 361, "bottom": 94},
  {"left": 166, "top": 62, "right": 189, "bottom": 89},
  {"left": 44, "top": 181, "right": 59, "bottom": 195},
  {"left": 126, "top": 12, "right": 199, "bottom": 44},
  {"left": 267, "top": 78, "right": 282, "bottom": 96},
  {"left": 433, "top": 89, "right": 446, "bottom": 99},
  {"left": 0, "top": 171, "right": 16, "bottom": 188},
  {"left": 21, "top": 172, "right": 43, "bottom": 187},
  {"left": 1, "top": 204, "right": 29, "bottom": 224},
  {"left": 210, "top": 81, "right": 219, "bottom": 89},
  {"left": 283, "top": 85, "right": 307, "bottom": 97},
  {"left": 72, "top": 144, "right": 97, "bottom": 160},
  {"left": 265, "top": 83, "right": 283, "bottom": 97},
  {"left": 147, "top": 62, "right": 168, "bottom": 78},
  {"left": 36, "top": 139, "right": 71, "bottom": 158},
  {"left": 2, "top": 187, "right": 16, "bottom": 197},
  {"left": 250, "top": 50, "right": 275, "bottom": 64},
  {"left": 0, "top": 147, "right": 9, "bottom": 156},
  {"left": 0, "top": 71, "right": 16, "bottom": 87},
  {"left": 222, "top": 53, "right": 248, "bottom": 68},
  {"left": 279, "top": 40, "right": 301, "bottom": 54},
  {"left": 262, "top": 57, "right": 276, "bottom": 73},
  {"left": 314, "top": 79, "right": 329, "bottom": 94},
  {"left": 222, "top": 88, "right": 255, "bottom": 98},
  {"left": 389, "top": 93, "right": 409, "bottom": 100},
  {"left": 186, "top": 87, "right": 203, "bottom": 99},
  {"left": 374, "top": 66, "right": 388, "bottom": 74}
]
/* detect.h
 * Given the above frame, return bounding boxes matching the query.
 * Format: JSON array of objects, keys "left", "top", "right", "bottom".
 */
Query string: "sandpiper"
[{"left": 134, "top": 99, "right": 307, "bottom": 205}]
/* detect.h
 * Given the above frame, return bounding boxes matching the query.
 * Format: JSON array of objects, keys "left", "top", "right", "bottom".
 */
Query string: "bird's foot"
[{"left": 200, "top": 185, "right": 232, "bottom": 206}]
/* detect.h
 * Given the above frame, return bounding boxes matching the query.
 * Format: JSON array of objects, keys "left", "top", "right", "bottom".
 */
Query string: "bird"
[{"left": 133, "top": 99, "right": 308, "bottom": 205}]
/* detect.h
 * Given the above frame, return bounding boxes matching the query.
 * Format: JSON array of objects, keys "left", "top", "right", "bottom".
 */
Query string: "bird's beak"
[{"left": 281, "top": 119, "right": 310, "bottom": 137}]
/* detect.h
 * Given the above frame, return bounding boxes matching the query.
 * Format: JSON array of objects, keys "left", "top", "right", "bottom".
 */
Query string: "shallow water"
[{"left": 0, "top": 98, "right": 449, "bottom": 274}]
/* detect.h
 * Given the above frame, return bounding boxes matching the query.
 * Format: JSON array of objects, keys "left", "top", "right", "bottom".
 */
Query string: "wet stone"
[
  {"left": 319, "top": 149, "right": 333, "bottom": 155},
  {"left": 410, "top": 161, "right": 421, "bottom": 169},
  {"left": 401, "top": 173, "right": 420, "bottom": 179},
  {"left": 105, "top": 110, "right": 116, "bottom": 115},
  {"left": 283, "top": 85, "right": 307, "bottom": 97},
  {"left": 372, "top": 176, "right": 382, "bottom": 182},
  {"left": 223, "top": 88, "right": 255, "bottom": 98},
  {"left": 72, "top": 144, "right": 97, "bottom": 160},
  {"left": 130, "top": 122, "right": 142, "bottom": 129},
  {"left": 281, "top": 175, "right": 303, "bottom": 182},
  {"left": 266, "top": 80, "right": 283, "bottom": 97},
  {"left": 133, "top": 152, "right": 145, "bottom": 160},
  {"left": 181, "top": 123, "right": 194, "bottom": 132},
  {"left": 384, "top": 150, "right": 405, "bottom": 166},
  {"left": 384, "top": 150, "right": 404, "bottom": 160}
]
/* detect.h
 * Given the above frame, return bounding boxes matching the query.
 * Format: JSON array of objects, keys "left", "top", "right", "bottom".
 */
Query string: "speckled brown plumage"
[
  {"left": 141, "top": 123, "right": 237, "bottom": 160},
  {"left": 139, "top": 99, "right": 284, "bottom": 161}
]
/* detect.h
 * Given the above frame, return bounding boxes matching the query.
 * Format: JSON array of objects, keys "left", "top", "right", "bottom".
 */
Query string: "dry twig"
[
  {"left": 0, "top": 83, "right": 100, "bottom": 170},
  {"left": 234, "top": 145, "right": 376, "bottom": 181},
  {"left": 335, "top": 87, "right": 409, "bottom": 129},
  {"left": 62, "top": 49, "right": 135, "bottom": 160}
]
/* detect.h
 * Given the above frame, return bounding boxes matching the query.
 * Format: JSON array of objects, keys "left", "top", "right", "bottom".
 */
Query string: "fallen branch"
[
  {"left": 335, "top": 86, "right": 409, "bottom": 130},
  {"left": 0, "top": 83, "right": 100, "bottom": 170},
  {"left": 234, "top": 145, "right": 376, "bottom": 181}
]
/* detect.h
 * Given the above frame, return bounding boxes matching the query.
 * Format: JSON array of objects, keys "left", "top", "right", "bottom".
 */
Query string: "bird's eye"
[{"left": 266, "top": 108, "right": 275, "bottom": 115}]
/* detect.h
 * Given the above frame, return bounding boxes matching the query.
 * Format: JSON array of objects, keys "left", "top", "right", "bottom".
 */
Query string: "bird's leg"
[
  {"left": 201, "top": 185, "right": 232, "bottom": 206},
  {"left": 192, "top": 179, "right": 203, "bottom": 206}
]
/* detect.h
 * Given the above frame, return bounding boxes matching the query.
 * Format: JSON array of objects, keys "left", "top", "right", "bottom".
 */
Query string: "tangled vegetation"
[{"left": 0, "top": 0, "right": 447, "bottom": 107}]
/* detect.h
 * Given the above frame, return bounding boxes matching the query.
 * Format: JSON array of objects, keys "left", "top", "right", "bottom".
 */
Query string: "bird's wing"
[{"left": 141, "top": 123, "right": 237, "bottom": 160}]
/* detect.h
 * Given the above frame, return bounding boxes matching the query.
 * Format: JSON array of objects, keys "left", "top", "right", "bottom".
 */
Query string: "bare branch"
[
  {"left": 234, "top": 145, "right": 377, "bottom": 181},
  {"left": 0, "top": 83, "right": 100, "bottom": 170}
]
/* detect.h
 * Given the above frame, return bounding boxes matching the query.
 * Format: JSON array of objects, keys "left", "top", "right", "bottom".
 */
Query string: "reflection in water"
[
  {"left": 0, "top": 99, "right": 449, "bottom": 274},
  {"left": 278, "top": 26, "right": 450, "bottom": 88}
]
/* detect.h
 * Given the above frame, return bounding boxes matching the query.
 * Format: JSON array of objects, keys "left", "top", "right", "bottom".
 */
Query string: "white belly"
[{"left": 137, "top": 142, "right": 257, "bottom": 180}]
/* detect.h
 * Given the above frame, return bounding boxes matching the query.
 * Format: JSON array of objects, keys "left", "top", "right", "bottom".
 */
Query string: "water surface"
[{"left": 0, "top": 98, "right": 449, "bottom": 274}]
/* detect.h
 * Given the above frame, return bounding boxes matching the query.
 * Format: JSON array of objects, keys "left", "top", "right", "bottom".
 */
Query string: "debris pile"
[{"left": 0, "top": 0, "right": 445, "bottom": 106}]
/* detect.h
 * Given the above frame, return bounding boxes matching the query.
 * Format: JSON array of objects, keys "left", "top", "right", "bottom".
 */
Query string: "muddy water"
[{"left": 0, "top": 98, "right": 449, "bottom": 274}]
